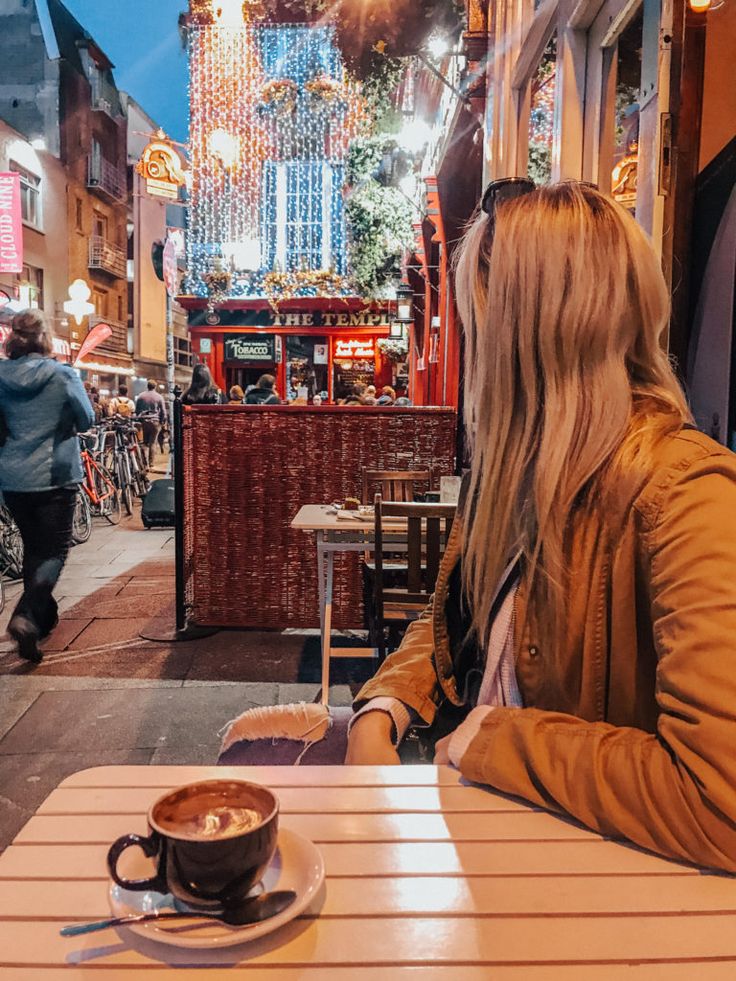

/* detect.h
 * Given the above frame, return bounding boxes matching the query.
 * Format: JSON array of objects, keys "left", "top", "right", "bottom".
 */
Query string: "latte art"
[{"left": 185, "top": 806, "right": 263, "bottom": 839}]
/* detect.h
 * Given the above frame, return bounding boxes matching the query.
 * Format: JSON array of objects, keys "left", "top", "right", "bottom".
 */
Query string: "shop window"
[
  {"left": 10, "top": 161, "right": 41, "bottom": 228},
  {"left": 16, "top": 264, "right": 44, "bottom": 310},
  {"left": 527, "top": 34, "right": 557, "bottom": 186},
  {"left": 611, "top": 11, "right": 642, "bottom": 213}
]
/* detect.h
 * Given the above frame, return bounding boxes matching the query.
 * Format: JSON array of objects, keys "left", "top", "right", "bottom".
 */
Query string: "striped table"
[{"left": 1, "top": 765, "right": 735, "bottom": 978}]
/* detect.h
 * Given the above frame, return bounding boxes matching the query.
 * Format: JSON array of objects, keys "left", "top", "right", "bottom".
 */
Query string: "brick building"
[{"left": 0, "top": 0, "right": 131, "bottom": 391}]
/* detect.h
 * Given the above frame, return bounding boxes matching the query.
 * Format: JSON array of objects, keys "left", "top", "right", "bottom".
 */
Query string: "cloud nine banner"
[{"left": 0, "top": 173, "right": 22, "bottom": 275}]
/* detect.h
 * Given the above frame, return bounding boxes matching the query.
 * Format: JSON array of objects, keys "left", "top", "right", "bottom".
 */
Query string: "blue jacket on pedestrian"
[{"left": 0, "top": 355, "right": 95, "bottom": 492}]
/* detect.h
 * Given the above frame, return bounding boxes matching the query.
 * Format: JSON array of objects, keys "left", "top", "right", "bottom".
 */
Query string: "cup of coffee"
[{"left": 107, "top": 779, "right": 279, "bottom": 909}]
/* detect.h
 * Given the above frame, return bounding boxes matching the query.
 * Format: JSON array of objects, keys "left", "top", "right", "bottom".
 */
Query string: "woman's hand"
[
  {"left": 433, "top": 733, "right": 454, "bottom": 765},
  {"left": 345, "top": 711, "right": 401, "bottom": 765}
]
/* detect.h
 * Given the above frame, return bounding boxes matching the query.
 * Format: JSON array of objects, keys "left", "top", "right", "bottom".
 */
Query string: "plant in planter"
[
  {"left": 378, "top": 337, "right": 409, "bottom": 363},
  {"left": 259, "top": 78, "right": 299, "bottom": 118},
  {"left": 305, "top": 73, "right": 344, "bottom": 109}
]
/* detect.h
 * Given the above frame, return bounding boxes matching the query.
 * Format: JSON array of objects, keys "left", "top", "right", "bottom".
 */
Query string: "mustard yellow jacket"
[{"left": 355, "top": 429, "right": 736, "bottom": 871}]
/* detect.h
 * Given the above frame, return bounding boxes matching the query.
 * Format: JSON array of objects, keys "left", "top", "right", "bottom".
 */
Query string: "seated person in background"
[
  {"left": 393, "top": 396, "right": 412, "bottom": 407},
  {"left": 228, "top": 385, "right": 245, "bottom": 404},
  {"left": 109, "top": 385, "right": 136, "bottom": 417},
  {"left": 376, "top": 386, "right": 396, "bottom": 405},
  {"left": 365, "top": 385, "right": 377, "bottom": 400},
  {"left": 245, "top": 374, "right": 281, "bottom": 405},
  {"left": 346, "top": 180, "right": 736, "bottom": 874}
]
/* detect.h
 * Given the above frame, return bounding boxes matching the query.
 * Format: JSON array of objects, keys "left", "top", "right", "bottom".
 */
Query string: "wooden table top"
[
  {"left": 291, "top": 504, "right": 381, "bottom": 533},
  {"left": 1, "top": 764, "right": 735, "bottom": 978}
]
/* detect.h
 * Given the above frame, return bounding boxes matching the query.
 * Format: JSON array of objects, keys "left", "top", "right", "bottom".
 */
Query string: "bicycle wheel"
[
  {"left": 0, "top": 506, "right": 23, "bottom": 580},
  {"left": 71, "top": 490, "right": 92, "bottom": 545},
  {"left": 117, "top": 458, "right": 133, "bottom": 516},
  {"left": 94, "top": 467, "right": 122, "bottom": 526}
]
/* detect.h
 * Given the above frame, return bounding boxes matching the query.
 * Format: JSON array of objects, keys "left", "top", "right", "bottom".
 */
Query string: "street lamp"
[
  {"left": 63, "top": 279, "right": 95, "bottom": 326},
  {"left": 396, "top": 283, "right": 414, "bottom": 324}
]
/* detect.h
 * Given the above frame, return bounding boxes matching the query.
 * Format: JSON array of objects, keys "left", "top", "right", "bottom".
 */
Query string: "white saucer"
[{"left": 108, "top": 828, "right": 324, "bottom": 949}]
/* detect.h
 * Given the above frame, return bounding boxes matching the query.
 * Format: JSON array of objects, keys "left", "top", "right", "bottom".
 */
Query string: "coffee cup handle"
[{"left": 107, "top": 833, "right": 166, "bottom": 893}]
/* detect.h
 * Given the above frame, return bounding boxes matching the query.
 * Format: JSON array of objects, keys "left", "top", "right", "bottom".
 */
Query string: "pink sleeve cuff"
[
  {"left": 349, "top": 697, "right": 414, "bottom": 747},
  {"left": 448, "top": 706, "right": 495, "bottom": 767}
]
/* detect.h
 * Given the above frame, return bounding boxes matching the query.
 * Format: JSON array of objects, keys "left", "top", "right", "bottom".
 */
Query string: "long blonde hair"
[{"left": 454, "top": 182, "right": 691, "bottom": 647}]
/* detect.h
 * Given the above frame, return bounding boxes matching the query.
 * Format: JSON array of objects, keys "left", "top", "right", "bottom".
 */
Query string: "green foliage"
[
  {"left": 346, "top": 136, "right": 389, "bottom": 186},
  {"left": 345, "top": 183, "right": 414, "bottom": 297},
  {"left": 527, "top": 143, "right": 552, "bottom": 186}
]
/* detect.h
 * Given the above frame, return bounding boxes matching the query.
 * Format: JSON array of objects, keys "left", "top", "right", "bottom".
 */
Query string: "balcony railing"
[
  {"left": 87, "top": 155, "right": 126, "bottom": 202},
  {"left": 89, "top": 235, "right": 127, "bottom": 279},
  {"left": 87, "top": 315, "right": 130, "bottom": 357}
]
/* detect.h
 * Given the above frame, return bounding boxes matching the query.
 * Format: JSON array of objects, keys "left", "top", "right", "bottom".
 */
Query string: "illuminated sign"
[
  {"left": 334, "top": 337, "right": 376, "bottom": 360},
  {"left": 0, "top": 173, "right": 23, "bottom": 274},
  {"left": 224, "top": 333, "right": 275, "bottom": 362},
  {"left": 136, "top": 132, "right": 187, "bottom": 201}
]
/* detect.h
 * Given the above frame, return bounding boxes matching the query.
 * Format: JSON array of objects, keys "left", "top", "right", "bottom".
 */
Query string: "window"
[
  {"left": 117, "top": 294, "right": 124, "bottom": 322},
  {"left": 10, "top": 161, "right": 41, "bottom": 228},
  {"left": 75, "top": 197, "right": 83, "bottom": 232},
  {"left": 174, "top": 335, "right": 193, "bottom": 368},
  {"left": 611, "top": 11, "right": 643, "bottom": 214},
  {"left": 527, "top": 34, "right": 557, "bottom": 186},
  {"left": 262, "top": 160, "right": 339, "bottom": 272},
  {"left": 92, "top": 209, "right": 108, "bottom": 240},
  {"left": 16, "top": 264, "right": 44, "bottom": 310},
  {"left": 92, "top": 288, "right": 108, "bottom": 317}
]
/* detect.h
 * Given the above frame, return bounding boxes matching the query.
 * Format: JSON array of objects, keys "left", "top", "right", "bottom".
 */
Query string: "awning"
[{"left": 76, "top": 359, "right": 136, "bottom": 377}]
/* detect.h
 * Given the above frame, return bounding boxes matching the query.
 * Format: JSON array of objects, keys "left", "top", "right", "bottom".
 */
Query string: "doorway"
[{"left": 225, "top": 363, "right": 278, "bottom": 395}]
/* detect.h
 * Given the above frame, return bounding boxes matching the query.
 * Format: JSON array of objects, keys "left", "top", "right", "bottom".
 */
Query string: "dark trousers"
[
  {"left": 4, "top": 487, "right": 76, "bottom": 638},
  {"left": 141, "top": 421, "right": 160, "bottom": 469}
]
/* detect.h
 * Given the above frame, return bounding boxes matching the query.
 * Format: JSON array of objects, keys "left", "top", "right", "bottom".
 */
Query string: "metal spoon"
[{"left": 60, "top": 888, "right": 297, "bottom": 937}]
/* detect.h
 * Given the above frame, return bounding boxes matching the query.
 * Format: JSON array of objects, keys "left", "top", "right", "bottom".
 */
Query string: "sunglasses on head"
[{"left": 480, "top": 178, "right": 600, "bottom": 216}]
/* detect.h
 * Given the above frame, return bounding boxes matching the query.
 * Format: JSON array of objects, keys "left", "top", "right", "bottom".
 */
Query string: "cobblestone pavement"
[{"left": 0, "top": 503, "right": 368, "bottom": 851}]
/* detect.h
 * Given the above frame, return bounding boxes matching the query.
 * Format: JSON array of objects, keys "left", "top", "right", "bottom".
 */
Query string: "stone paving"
[{"left": 0, "top": 505, "right": 367, "bottom": 852}]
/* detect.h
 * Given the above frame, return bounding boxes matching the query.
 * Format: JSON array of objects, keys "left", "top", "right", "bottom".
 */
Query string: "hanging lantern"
[{"left": 396, "top": 283, "right": 414, "bottom": 323}]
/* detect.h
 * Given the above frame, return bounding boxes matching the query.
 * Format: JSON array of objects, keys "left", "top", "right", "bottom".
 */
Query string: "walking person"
[
  {"left": 109, "top": 385, "right": 136, "bottom": 418},
  {"left": 135, "top": 380, "right": 167, "bottom": 471},
  {"left": 181, "top": 364, "right": 221, "bottom": 405},
  {"left": 0, "top": 311, "right": 95, "bottom": 664}
]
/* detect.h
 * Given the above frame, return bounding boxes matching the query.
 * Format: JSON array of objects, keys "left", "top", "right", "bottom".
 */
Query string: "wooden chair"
[
  {"left": 372, "top": 496, "right": 457, "bottom": 661},
  {"left": 361, "top": 469, "right": 431, "bottom": 505}
]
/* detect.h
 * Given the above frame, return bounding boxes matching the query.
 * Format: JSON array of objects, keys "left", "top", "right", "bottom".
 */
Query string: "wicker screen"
[{"left": 181, "top": 405, "right": 457, "bottom": 629}]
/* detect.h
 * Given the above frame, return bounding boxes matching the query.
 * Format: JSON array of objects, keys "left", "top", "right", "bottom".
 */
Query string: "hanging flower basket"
[
  {"left": 305, "top": 74, "right": 344, "bottom": 110},
  {"left": 259, "top": 78, "right": 299, "bottom": 118},
  {"left": 203, "top": 269, "right": 232, "bottom": 303},
  {"left": 378, "top": 338, "right": 409, "bottom": 363}
]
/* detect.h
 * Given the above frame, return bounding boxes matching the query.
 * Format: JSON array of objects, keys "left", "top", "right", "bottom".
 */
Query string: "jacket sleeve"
[
  {"left": 353, "top": 599, "right": 442, "bottom": 724},
  {"left": 458, "top": 452, "right": 736, "bottom": 871},
  {"left": 65, "top": 369, "right": 95, "bottom": 432}
]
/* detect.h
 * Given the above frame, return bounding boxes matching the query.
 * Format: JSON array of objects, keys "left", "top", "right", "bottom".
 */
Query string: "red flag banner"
[
  {"left": 0, "top": 173, "right": 23, "bottom": 275},
  {"left": 74, "top": 321, "right": 113, "bottom": 366}
]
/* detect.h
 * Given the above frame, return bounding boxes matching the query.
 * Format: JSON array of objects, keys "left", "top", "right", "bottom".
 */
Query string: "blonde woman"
[
  {"left": 0, "top": 310, "right": 94, "bottom": 663},
  {"left": 347, "top": 180, "right": 736, "bottom": 872}
]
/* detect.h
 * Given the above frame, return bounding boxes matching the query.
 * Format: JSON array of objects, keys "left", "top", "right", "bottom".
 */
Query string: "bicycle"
[
  {"left": 71, "top": 486, "right": 93, "bottom": 544},
  {"left": 79, "top": 432, "right": 122, "bottom": 525},
  {"left": 0, "top": 504, "right": 23, "bottom": 579},
  {"left": 102, "top": 417, "right": 150, "bottom": 516}
]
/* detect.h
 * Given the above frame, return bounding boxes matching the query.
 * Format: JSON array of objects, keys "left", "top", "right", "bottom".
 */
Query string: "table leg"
[
  {"left": 316, "top": 531, "right": 326, "bottom": 641},
  {"left": 321, "top": 547, "right": 335, "bottom": 706}
]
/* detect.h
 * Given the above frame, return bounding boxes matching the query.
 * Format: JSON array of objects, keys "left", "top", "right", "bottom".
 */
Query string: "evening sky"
[{"left": 62, "top": 0, "right": 189, "bottom": 143}]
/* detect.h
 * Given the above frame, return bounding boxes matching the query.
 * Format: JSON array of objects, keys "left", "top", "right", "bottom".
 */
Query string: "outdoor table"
[
  {"left": 1, "top": 763, "right": 736, "bottom": 977},
  {"left": 292, "top": 504, "right": 407, "bottom": 703}
]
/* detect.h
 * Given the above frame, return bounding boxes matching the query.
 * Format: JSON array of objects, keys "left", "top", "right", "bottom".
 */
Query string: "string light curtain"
[{"left": 186, "top": 2, "right": 364, "bottom": 298}]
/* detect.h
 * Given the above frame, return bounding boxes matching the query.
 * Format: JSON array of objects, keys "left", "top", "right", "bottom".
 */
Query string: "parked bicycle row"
[{"left": 0, "top": 415, "right": 155, "bottom": 613}]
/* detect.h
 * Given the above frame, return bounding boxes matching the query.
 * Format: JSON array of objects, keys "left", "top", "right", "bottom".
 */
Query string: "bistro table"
[
  {"left": 1, "top": 764, "right": 736, "bottom": 977},
  {"left": 292, "top": 504, "right": 407, "bottom": 703}
]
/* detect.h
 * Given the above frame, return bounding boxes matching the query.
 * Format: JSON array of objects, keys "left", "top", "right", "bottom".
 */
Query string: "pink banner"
[
  {"left": 74, "top": 321, "right": 113, "bottom": 366},
  {"left": 0, "top": 173, "right": 23, "bottom": 274}
]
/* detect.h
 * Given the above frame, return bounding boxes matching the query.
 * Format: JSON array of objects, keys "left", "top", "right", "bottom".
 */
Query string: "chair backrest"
[
  {"left": 373, "top": 496, "right": 457, "bottom": 609},
  {"left": 361, "top": 469, "right": 431, "bottom": 505}
]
